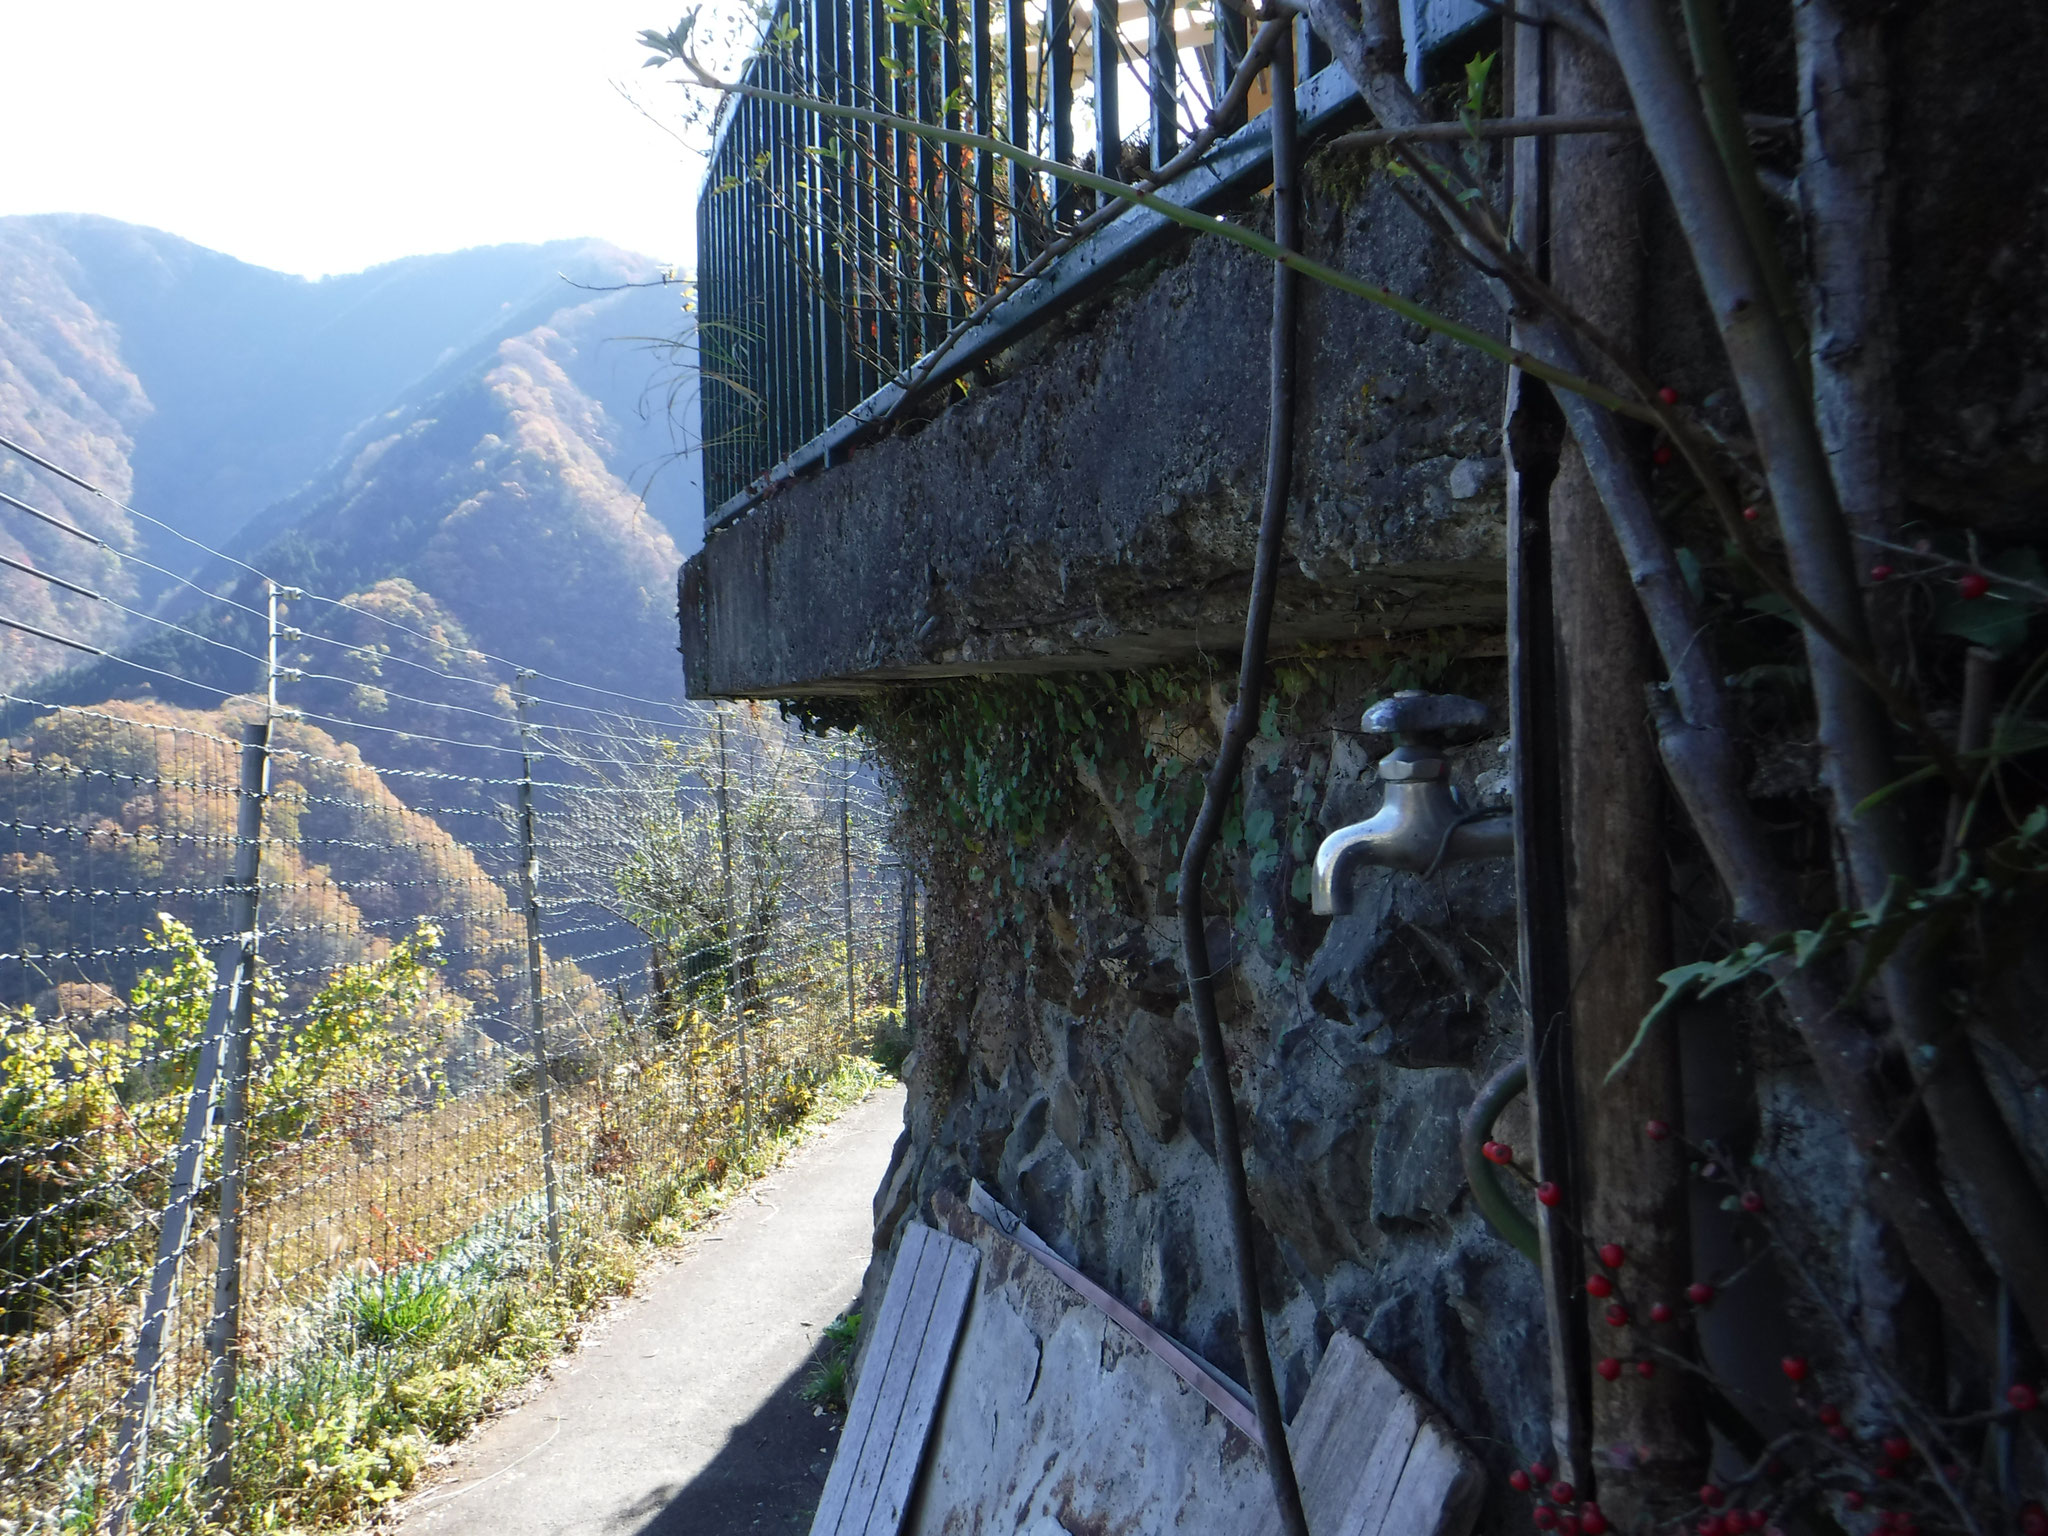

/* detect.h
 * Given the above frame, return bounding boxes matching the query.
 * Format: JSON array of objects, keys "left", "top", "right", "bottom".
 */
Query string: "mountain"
[{"left": 0, "top": 215, "right": 701, "bottom": 697}]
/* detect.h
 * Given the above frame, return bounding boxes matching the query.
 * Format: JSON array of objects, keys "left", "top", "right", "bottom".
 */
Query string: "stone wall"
[
  {"left": 852, "top": 657, "right": 1553, "bottom": 1530},
  {"left": 680, "top": 166, "right": 1510, "bottom": 696}
]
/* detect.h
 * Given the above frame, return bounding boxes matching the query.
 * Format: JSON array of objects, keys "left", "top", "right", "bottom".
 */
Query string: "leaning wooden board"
[
  {"left": 809, "top": 1221, "right": 979, "bottom": 1536},
  {"left": 1251, "top": 1331, "right": 1486, "bottom": 1536}
]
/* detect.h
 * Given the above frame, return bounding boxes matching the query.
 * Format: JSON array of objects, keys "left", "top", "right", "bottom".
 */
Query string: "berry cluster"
[{"left": 1507, "top": 1459, "right": 1612, "bottom": 1536}]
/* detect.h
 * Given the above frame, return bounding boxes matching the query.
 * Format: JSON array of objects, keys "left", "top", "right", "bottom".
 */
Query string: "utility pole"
[
  {"left": 111, "top": 720, "right": 271, "bottom": 1527},
  {"left": 200, "top": 586, "right": 295, "bottom": 1502},
  {"left": 514, "top": 674, "right": 562, "bottom": 1268},
  {"left": 715, "top": 707, "right": 746, "bottom": 1147},
  {"left": 840, "top": 742, "right": 856, "bottom": 1042}
]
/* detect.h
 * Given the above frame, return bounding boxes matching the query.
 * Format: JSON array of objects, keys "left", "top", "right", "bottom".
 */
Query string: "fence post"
[
  {"left": 514, "top": 676, "right": 563, "bottom": 1269},
  {"left": 900, "top": 866, "right": 918, "bottom": 1033},
  {"left": 202, "top": 717, "right": 273, "bottom": 1504},
  {"left": 840, "top": 744, "right": 856, "bottom": 1044},
  {"left": 716, "top": 707, "right": 748, "bottom": 1147},
  {"left": 109, "top": 719, "right": 270, "bottom": 1527}
]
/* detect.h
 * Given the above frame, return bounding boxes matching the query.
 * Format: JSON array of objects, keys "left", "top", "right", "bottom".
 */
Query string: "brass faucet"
[{"left": 1311, "top": 691, "right": 1514, "bottom": 914}]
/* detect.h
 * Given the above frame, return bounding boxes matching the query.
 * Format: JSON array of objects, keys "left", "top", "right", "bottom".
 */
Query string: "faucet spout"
[
  {"left": 1312, "top": 781, "right": 1476, "bottom": 912},
  {"left": 1308, "top": 691, "right": 1515, "bottom": 915}
]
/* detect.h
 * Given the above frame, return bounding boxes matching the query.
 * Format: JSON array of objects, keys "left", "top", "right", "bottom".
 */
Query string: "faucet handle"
[{"left": 1362, "top": 690, "right": 1493, "bottom": 746}]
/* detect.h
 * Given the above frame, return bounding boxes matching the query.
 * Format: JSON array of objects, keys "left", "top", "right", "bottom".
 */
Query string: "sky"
[{"left": 0, "top": 3, "right": 721, "bottom": 278}]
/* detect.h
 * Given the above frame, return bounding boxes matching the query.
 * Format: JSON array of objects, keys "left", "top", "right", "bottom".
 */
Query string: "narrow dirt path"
[{"left": 392, "top": 1084, "right": 906, "bottom": 1536}]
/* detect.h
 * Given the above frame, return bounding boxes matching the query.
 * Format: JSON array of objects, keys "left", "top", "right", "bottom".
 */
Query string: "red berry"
[
  {"left": 1509, "top": 1470, "right": 1532, "bottom": 1492},
  {"left": 1816, "top": 1403, "right": 1841, "bottom": 1425},
  {"left": 1605, "top": 1303, "right": 1630, "bottom": 1327},
  {"left": 1586, "top": 1274, "right": 1613, "bottom": 1299},
  {"left": 1650, "top": 1302, "right": 1675, "bottom": 1323},
  {"left": 1701, "top": 1486, "right": 1725, "bottom": 1508},
  {"left": 1559, "top": 1517, "right": 1581, "bottom": 1536},
  {"left": 1687, "top": 1282, "right": 1716, "bottom": 1306},
  {"left": 1958, "top": 571, "right": 1991, "bottom": 600},
  {"left": 1741, "top": 505, "right": 1760, "bottom": 522},
  {"left": 1636, "top": 1359, "right": 1657, "bottom": 1379},
  {"left": 1699, "top": 1520, "right": 1724, "bottom": 1536},
  {"left": 1869, "top": 563, "right": 1894, "bottom": 582},
  {"left": 1653, "top": 444, "right": 1675, "bottom": 467},
  {"left": 2008, "top": 1382, "right": 2040, "bottom": 1412},
  {"left": 1781, "top": 1356, "right": 1809, "bottom": 1382},
  {"left": 1534, "top": 1506, "right": 1559, "bottom": 1529},
  {"left": 1658, "top": 386, "right": 1681, "bottom": 406},
  {"left": 1597, "top": 1357, "right": 1623, "bottom": 1381},
  {"left": 1827, "top": 1424, "right": 1849, "bottom": 1441},
  {"left": 1530, "top": 1462, "right": 1553, "bottom": 1484},
  {"left": 1872, "top": 1460, "right": 1896, "bottom": 1481},
  {"left": 1599, "top": 1243, "right": 1627, "bottom": 1270},
  {"left": 1536, "top": 1182, "right": 1563, "bottom": 1207},
  {"left": 1645, "top": 1119, "right": 1672, "bottom": 1142},
  {"left": 1550, "top": 1482, "right": 1575, "bottom": 1505},
  {"left": 1881, "top": 1435, "right": 1911, "bottom": 1462},
  {"left": 1485, "top": 1140, "right": 1515, "bottom": 1165},
  {"left": 1745, "top": 1512, "right": 1768, "bottom": 1532},
  {"left": 1582, "top": 1513, "right": 1610, "bottom": 1536},
  {"left": 1740, "top": 1190, "right": 1765, "bottom": 1213},
  {"left": 1842, "top": 1493, "right": 1864, "bottom": 1512},
  {"left": 2022, "top": 1505, "right": 2048, "bottom": 1536}
]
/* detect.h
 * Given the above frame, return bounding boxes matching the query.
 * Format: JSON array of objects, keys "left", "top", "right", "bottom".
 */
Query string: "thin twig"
[{"left": 1327, "top": 110, "right": 1793, "bottom": 150}]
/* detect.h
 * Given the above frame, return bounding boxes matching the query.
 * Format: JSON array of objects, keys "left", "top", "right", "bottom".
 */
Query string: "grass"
[
  {"left": 799, "top": 1310, "right": 863, "bottom": 1414},
  {"left": 22, "top": 1048, "right": 891, "bottom": 1536}
]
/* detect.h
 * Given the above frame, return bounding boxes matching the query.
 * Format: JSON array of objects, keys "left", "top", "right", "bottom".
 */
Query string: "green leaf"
[
  {"left": 1934, "top": 591, "right": 2032, "bottom": 656},
  {"left": 1676, "top": 546, "right": 1705, "bottom": 605}
]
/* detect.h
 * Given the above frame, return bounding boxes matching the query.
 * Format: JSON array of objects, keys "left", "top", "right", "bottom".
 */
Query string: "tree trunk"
[{"left": 1546, "top": 24, "right": 1708, "bottom": 1518}]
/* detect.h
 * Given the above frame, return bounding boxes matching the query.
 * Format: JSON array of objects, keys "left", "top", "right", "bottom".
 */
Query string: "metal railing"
[{"left": 695, "top": 0, "right": 1489, "bottom": 519}]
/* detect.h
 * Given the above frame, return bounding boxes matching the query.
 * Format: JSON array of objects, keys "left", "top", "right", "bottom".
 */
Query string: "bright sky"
[{"left": 0, "top": 3, "right": 717, "bottom": 278}]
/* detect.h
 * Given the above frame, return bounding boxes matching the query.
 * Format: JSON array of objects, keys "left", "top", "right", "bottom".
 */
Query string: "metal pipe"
[
  {"left": 1093, "top": 0, "right": 1120, "bottom": 183},
  {"left": 1460, "top": 1057, "right": 1541, "bottom": 1263},
  {"left": 1148, "top": 0, "right": 1178, "bottom": 168},
  {"left": 514, "top": 676, "right": 563, "bottom": 1269}
]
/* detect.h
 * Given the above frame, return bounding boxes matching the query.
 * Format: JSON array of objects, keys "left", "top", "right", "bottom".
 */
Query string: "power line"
[{"left": 0, "top": 433, "right": 702, "bottom": 729}]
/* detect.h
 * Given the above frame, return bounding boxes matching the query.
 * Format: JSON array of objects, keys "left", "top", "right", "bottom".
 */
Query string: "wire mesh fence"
[{"left": 0, "top": 681, "right": 905, "bottom": 1531}]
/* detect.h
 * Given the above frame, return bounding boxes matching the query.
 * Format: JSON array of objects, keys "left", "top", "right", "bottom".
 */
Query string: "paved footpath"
[{"left": 393, "top": 1084, "right": 907, "bottom": 1536}]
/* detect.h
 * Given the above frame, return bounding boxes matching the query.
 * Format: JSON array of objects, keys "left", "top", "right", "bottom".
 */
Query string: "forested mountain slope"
[{"left": 0, "top": 216, "right": 697, "bottom": 696}]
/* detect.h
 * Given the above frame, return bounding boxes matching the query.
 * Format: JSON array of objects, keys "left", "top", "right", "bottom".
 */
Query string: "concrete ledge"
[{"left": 681, "top": 171, "right": 1510, "bottom": 698}]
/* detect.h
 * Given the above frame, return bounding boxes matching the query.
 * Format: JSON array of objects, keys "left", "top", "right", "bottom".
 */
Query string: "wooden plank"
[
  {"left": 1378, "top": 1423, "right": 1486, "bottom": 1536},
  {"left": 812, "top": 1222, "right": 979, "bottom": 1536},
  {"left": 860, "top": 1240, "right": 979, "bottom": 1535},
  {"left": 811, "top": 1224, "right": 941, "bottom": 1533},
  {"left": 1334, "top": 1393, "right": 1421, "bottom": 1536},
  {"left": 1247, "top": 1330, "right": 1489, "bottom": 1536},
  {"left": 964, "top": 1180, "right": 1265, "bottom": 1446},
  {"left": 1275, "top": 1333, "right": 1409, "bottom": 1536},
  {"left": 837, "top": 1231, "right": 949, "bottom": 1526}
]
